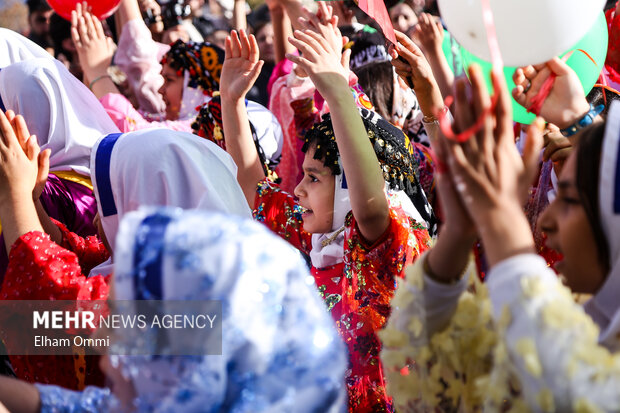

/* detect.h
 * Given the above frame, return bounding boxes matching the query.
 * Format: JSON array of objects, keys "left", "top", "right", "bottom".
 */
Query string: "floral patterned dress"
[
  {"left": 254, "top": 179, "right": 431, "bottom": 412},
  {"left": 0, "top": 220, "right": 109, "bottom": 390}
]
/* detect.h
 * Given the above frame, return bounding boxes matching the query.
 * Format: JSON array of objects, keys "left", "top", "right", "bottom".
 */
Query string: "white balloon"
[{"left": 437, "top": 0, "right": 606, "bottom": 66}]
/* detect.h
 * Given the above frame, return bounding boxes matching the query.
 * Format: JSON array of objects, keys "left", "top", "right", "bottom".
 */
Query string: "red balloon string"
[
  {"left": 438, "top": 0, "right": 503, "bottom": 142},
  {"left": 526, "top": 49, "right": 595, "bottom": 116},
  {"left": 526, "top": 73, "right": 557, "bottom": 116}
]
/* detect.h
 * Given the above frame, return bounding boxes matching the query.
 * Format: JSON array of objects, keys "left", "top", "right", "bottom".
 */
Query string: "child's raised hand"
[
  {"left": 220, "top": 30, "right": 264, "bottom": 103},
  {"left": 71, "top": 2, "right": 115, "bottom": 80},
  {"left": 389, "top": 30, "right": 435, "bottom": 92},
  {"left": 414, "top": 13, "right": 444, "bottom": 56},
  {"left": 286, "top": 29, "right": 351, "bottom": 100},
  {"left": 440, "top": 66, "right": 543, "bottom": 265},
  {"left": 298, "top": 3, "right": 346, "bottom": 56}
]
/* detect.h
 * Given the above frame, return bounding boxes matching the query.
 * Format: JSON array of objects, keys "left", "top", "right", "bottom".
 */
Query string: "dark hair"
[
  {"left": 247, "top": 4, "right": 271, "bottom": 34},
  {"left": 586, "top": 86, "right": 620, "bottom": 116},
  {"left": 354, "top": 61, "right": 394, "bottom": 121},
  {"left": 27, "top": 0, "right": 51, "bottom": 14},
  {"left": 302, "top": 110, "right": 438, "bottom": 233},
  {"left": 575, "top": 121, "right": 610, "bottom": 272},
  {"left": 49, "top": 13, "right": 72, "bottom": 60}
]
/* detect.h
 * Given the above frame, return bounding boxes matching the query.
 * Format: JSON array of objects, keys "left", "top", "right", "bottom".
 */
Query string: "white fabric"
[
  {"left": 109, "top": 208, "right": 347, "bottom": 412},
  {"left": 246, "top": 100, "right": 283, "bottom": 165},
  {"left": 309, "top": 171, "right": 425, "bottom": 269},
  {"left": 178, "top": 69, "right": 208, "bottom": 121},
  {"left": 0, "top": 58, "right": 119, "bottom": 176},
  {"left": 89, "top": 128, "right": 251, "bottom": 261},
  {"left": 486, "top": 254, "right": 620, "bottom": 411},
  {"left": 584, "top": 101, "right": 620, "bottom": 349},
  {"left": 310, "top": 169, "right": 351, "bottom": 269},
  {"left": 0, "top": 28, "right": 51, "bottom": 68}
]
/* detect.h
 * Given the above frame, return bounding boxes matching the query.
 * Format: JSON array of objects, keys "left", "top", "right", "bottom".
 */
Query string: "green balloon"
[{"left": 460, "top": 11, "right": 608, "bottom": 124}]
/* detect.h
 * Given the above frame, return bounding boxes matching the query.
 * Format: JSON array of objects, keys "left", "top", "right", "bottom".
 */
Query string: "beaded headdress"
[
  {"left": 302, "top": 108, "right": 437, "bottom": 232},
  {"left": 303, "top": 108, "right": 418, "bottom": 196},
  {"left": 160, "top": 40, "right": 224, "bottom": 94}
]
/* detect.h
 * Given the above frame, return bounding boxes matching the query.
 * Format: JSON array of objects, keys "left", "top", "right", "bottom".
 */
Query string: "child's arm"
[
  {"left": 71, "top": 3, "right": 118, "bottom": 99},
  {"left": 287, "top": 26, "right": 390, "bottom": 243},
  {"left": 219, "top": 30, "right": 266, "bottom": 207}
]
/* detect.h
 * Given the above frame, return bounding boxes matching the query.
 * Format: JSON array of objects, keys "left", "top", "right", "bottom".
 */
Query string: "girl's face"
[
  {"left": 538, "top": 151, "right": 607, "bottom": 294},
  {"left": 159, "top": 62, "right": 185, "bottom": 120},
  {"left": 256, "top": 23, "right": 275, "bottom": 63},
  {"left": 389, "top": 3, "right": 418, "bottom": 34},
  {"left": 294, "top": 146, "right": 336, "bottom": 234}
]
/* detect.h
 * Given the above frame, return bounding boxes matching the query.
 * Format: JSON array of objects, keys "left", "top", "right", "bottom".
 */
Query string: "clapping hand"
[{"left": 0, "top": 111, "right": 50, "bottom": 204}]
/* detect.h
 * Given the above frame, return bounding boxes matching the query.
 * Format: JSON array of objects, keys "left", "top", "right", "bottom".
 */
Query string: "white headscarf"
[
  {"left": 0, "top": 28, "right": 51, "bottom": 68},
  {"left": 110, "top": 207, "right": 348, "bottom": 412},
  {"left": 0, "top": 58, "right": 119, "bottom": 176},
  {"left": 309, "top": 167, "right": 426, "bottom": 269},
  {"left": 89, "top": 129, "right": 251, "bottom": 273},
  {"left": 584, "top": 101, "right": 620, "bottom": 350}
]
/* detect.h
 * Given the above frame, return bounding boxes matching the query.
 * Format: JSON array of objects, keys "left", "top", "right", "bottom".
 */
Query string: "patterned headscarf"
[
  {"left": 160, "top": 41, "right": 225, "bottom": 120},
  {"left": 161, "top": 40, "right": 224, "bottom": 93},
  {"left": 111, "top": 208, "right": 348, "bottom": 412}
]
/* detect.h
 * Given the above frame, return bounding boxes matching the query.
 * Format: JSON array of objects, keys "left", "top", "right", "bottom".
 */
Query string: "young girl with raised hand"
[
  {"left": 381, "top": 55, "right": 620, "bottom": 411},
  {"left": 219, "top": 25, "right": 432, "bottom": 412}
]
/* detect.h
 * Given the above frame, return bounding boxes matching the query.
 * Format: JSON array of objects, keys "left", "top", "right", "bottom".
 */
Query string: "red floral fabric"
[
  {"left": 254, "top": 179, "right": 431, "bottom": 412},
  {"left": 0, "top": 221, "right": 110, "bottom": 390},
  {"left": 606, "top": 8, "right": 620, "bottom": 76}
]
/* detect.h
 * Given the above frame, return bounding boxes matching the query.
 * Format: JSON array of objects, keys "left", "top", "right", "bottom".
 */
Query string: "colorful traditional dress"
[{"left": 254, "top": 179, "right": 431, "bottom": 412}]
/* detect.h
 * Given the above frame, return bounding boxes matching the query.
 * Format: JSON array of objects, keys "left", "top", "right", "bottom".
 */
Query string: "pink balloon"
[{"left": 47, "top": 0, "right": 122, "bottom": 21}]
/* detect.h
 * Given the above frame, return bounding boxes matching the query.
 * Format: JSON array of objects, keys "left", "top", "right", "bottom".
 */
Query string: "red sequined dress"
[
  {"left": 0, "top": 220, "right": 109, "bottom": 390},
  {"left": 254, "top": 179, "right": 431, "bottom": 412}
]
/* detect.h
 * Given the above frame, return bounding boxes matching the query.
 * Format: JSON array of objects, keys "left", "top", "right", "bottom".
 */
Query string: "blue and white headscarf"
[{"left": 36, "top": 208, "right": 348, "bottom": 412}]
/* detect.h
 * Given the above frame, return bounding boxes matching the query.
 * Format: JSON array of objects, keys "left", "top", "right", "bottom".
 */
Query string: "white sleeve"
[
  {"left": 381, "top": 253, "right": 489, "bottom": 411},
  {"left": 486, "top": 254, "right": 620, "bottom": 412}
]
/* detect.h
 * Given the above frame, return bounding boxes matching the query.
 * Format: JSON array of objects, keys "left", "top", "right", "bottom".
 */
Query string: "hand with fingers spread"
[
  {"left": 286, "top": 28, "right": 351, "bottom": 101},
  {"left": 512, "top": 57, "right": 590, "bottom": 129},
  {"left": 388, "top": 30, "right": 444, "bottom": 119},
  {"left": 441, "top": 65, "right": 544, "bottom": 267},
  {"left": 414, "top": 13, "right": 444, "bottom": 56},
  {"left": 71, "top": 2, "right": 116, "bottom": 82},
  {"left": 220, "top": 30, "right": 265, "bottom": 103}
]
